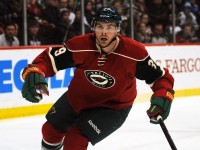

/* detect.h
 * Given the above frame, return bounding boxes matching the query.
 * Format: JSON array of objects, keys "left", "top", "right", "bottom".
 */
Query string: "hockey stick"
[{"left": 157, "top": 116, "right": 177, "bottom": 150}]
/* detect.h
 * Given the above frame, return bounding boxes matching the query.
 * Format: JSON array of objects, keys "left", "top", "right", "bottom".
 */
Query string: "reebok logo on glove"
[
  {"left": 166, "top": 91, "right": 174, "bottom": 101},
  {"left": 22, "top": 65, "right": 45, "bottom": 80}
]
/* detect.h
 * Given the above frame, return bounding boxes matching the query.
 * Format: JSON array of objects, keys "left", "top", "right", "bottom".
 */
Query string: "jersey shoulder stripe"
[{"left": 113, "top": 36, "right": 149, "bottom": 61}]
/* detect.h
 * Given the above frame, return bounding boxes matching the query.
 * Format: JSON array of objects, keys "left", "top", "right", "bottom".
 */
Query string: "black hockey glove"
[{"left": 21, "top": 64, "right": 49, "bottom": 103}]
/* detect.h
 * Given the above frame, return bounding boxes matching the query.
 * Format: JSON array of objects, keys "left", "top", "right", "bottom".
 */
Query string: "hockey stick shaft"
[{"left": 158, "top": 117, "right": 177, "bottom": 150}]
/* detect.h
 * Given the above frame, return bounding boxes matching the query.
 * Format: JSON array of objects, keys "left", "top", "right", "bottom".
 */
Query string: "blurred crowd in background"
[{"left": 0, "top": 0, "right": 199, "bottom": 46}]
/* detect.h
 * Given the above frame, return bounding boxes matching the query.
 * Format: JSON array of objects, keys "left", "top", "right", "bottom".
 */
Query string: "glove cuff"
[
  {"left": 153, "top": 88, "right": 174, "bottom": 102},
  {"left": 22, "top": 64, "right": 45, "bottom": 80}
]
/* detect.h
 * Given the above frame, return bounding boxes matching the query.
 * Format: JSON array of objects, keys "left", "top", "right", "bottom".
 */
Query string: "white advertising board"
[{"left": 136, "top": 45, "right": 200, "bottom": 95}]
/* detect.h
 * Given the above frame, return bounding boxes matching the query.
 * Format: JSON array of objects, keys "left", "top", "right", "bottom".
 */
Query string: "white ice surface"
[{"left": 0, "top": 96, "right": 200, "bottom": 150}]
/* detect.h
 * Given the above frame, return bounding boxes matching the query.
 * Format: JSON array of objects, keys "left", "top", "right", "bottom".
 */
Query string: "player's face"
[{"left": 94, "top": 22, "right": 118, "bottom": 47}]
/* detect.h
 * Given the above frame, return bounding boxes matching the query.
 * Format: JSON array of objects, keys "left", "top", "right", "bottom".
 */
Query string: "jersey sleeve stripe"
[
  {"left": 48, "top": 47, "right": 58, "bottom": 73},
  {"left": 148, "top": 67, "right": 165, "bottom": 87}
]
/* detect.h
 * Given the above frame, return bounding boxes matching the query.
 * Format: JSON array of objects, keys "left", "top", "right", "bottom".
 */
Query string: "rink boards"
[{"left": 0, "top": 44, "right": 200, "bottom": 119}]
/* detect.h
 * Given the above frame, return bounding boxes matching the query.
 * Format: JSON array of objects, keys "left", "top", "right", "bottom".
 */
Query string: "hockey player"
[{"left": 21, "top": 6, "right": 175, "bottom": 150}]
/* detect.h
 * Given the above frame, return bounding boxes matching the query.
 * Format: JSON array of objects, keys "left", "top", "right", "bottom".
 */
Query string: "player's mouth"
[{"left": 101, "top": 37, "right": 108, "bottom": 41}]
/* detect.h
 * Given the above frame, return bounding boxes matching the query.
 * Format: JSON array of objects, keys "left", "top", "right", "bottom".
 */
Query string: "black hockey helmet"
[{"left": 91, "top": 7, "right": 122, "bottom": 31}]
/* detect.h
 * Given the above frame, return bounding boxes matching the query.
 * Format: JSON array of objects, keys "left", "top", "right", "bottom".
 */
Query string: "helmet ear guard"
[{"left": 91, "top": 7, "right": 122, "bottom": 32}]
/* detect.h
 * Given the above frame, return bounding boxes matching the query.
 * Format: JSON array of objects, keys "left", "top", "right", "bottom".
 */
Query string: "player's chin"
[
  {"left": 99, "top": 39, "right": 108, "bottom": 46},
  {"left": 100, "top": 42, "right": 109, "bottom": 47}
]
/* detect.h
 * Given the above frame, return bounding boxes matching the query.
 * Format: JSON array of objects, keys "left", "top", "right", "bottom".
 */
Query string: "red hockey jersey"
[{"left": 32, "top": 33, "right": 174, "bottom": 113}]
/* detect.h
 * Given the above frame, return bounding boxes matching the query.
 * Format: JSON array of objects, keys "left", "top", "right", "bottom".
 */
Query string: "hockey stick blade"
[{"left": 157, "top": 116, "right": 177, "bottom": 150}]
